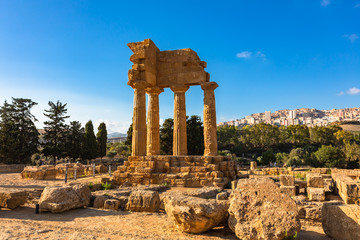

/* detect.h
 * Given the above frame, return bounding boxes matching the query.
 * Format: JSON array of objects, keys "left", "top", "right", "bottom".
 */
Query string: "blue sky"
[{"left": 0, "top": 0, "right": 359, "bottom": 133}]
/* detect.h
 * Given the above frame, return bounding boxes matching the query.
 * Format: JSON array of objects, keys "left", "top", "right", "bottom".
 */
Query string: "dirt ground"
[{"left": 0, "top": 173, "right": 331, "bottom": 240}]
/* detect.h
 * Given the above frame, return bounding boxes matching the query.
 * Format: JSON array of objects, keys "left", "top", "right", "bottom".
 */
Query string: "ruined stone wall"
[
  {"left": 113, "top": 156, "right": 237, "bottom": 188},
  {"left": 0, "top": 164, "right": 27, "bottom": 173}
]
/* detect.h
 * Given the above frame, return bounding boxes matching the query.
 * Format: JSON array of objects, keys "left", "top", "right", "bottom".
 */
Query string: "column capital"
[
  {"left": 146, "top": 86, "right": 164, "bottom": 95},
  {"left": 170, "top": 85, "right": 189, "bottom": 93},
  {"left": 128, "top": 80, "right": 149, "bottom": 90},
  {"left": 201, "top": 82, "right": 218, "bottom": 91}
]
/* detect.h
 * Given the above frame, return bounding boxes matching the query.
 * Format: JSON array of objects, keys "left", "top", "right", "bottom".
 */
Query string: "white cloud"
[
  {"left": 337, "top": 91, "right": 344, "bottom": 96},
  {"left": 347, "top": 87, "right": 360, "bottom": 95},
  {"left": 236, "top": 51, "right": 252, "bottom": 58},
  {"left": 236, "top": 51, "right": 266, "bottom": 59},
  {"left": 255, "top": 51, "right": 266, "bottom": 58},
  {"left": 344, "top": 34, "right": 359, "bottom": 43},
  {"left": 321, "top": 0, "right": 330, "bottom": 7},
  {"left": 354, "top": 3, "right": 360, "bottom": 8}
]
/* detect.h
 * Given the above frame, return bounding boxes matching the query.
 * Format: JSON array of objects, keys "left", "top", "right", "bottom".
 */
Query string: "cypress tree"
[
  {"left": 66, "top": 121, "right": 84, "bottom": 162},
  {"left": 83, "top": 120, "right": 97, "bottom": 160},
  {"left": 96, "top": 122, "right": 107, "bottom": 159},
  {"left": 187, "top": 115, "right": 204, "bottom": 155}
]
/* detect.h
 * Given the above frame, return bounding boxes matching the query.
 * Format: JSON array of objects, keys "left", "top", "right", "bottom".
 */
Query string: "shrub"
[{"left": 101, "top": 182, "right": 112, "bottom": 190}]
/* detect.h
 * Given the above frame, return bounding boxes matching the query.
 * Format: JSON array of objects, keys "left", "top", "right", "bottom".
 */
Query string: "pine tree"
[
  {"left": 96, "top": 122, "right": 107, "bottom": 159},
  {"left": 66, "top": 121, "right": 84, "bottom": 162},
  {"left": 83, "top": 120, "right": 97, "bottom": 160},
  {"left": 0, "top": 98, "right": 39, "bottom": 164},
  {"left": 42, "top": 101, "right": 69, "bottom": 165}
]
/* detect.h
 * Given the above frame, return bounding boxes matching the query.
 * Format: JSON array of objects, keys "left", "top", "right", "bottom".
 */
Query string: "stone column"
[
  {"left": 201, "top": 82, "right": 218, "bottom": 156},
  {"left": 146, "top": 87, "right": 164, "bottom": 155},
  {"left": 130, "top": 81, "right": 148, "bottom": 156},
  {"left": 171, "top": 85, "right": 189, "bottom": 156}
]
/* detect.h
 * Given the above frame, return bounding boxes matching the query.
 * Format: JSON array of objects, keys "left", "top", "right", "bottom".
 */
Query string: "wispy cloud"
[
  {"left": 236, "top": 51, "right": 266, "bottom": 59},
  {"left": 236, "top": 51, "right": 252, "bottom": 58},
  {"left": 347, "top": 87, "right": 360, "bottom": 95},
  {"left": 337, "top": 91, "right": 344, "bottom": 96},
  {"left": 343, "top": 34, "right": 359, "bottom": 43},
  {"left": 321, "top": 0, "right": 330, "bottom": 7},
  {"left": 354, "top": 3, "right": 360, "bottom": 8}
]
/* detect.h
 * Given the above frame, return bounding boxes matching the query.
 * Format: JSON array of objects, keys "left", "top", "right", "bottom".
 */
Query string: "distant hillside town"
[{"left": 218, "top": 107, "right": 360, "bottom": 128}]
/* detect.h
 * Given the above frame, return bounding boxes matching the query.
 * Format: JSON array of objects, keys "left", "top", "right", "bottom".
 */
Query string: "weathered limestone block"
[
  {"left": 322, "top": 203, "right": 360, "bottom": 240},
  {"left": 126, "top": 190, "right": 160, "bottom": 212},
  {"left": 332, "top": 173, "right": 360, "bottom": 204},
  {"left": 183, "top": 187, "right": 221, "bottom": 199},
  {"left": 55, "top": 163, "right": 85, "bottom": 177},
  {"left": 104, "top": 199, "right": 120, "bottom": 210},
  {"left": 324, "top": 178, "right": 334, "bottom": 193},
  {"left": 163, "top": 193, "right": 228, "bottom": 233},
  {"left": 21, "top": 165, "right": 56, "bottom": 180},
  {"left": 216, "top": 191, "right": 229, "bottom": 200},
  {"left": 93, "top": 196, "right": 109, "bottom": 208},
  {"left": 96, "top": 164, "right": 107, "bottom": 173},
  {"left": 294, "top": 195, "right": 323, "bottom": 222},
  {"left": 39, "top": 184, "right": 91, "bottom": 213},
  {"left": 228, "top": 178, "right": 300, "bottom": 240},
  {"left": 280, "top": 175, "right": 295, "bottom": 186},
  {"left": 0, "top": 189, "right": 28, "bottom": 209},
  {"left": 280, "top": 186, "right": 296, "bottom": 197},
  {"left": 307, "top": 174, "right": 324, "bottom": 188},
  {"left": 307, "top": 187, "right": 325, "bottom": 202}
]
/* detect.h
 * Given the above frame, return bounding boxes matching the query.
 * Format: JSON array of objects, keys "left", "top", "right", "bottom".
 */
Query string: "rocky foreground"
[{"left": 0, "top": 173, "right": 339, "bottom": 240}]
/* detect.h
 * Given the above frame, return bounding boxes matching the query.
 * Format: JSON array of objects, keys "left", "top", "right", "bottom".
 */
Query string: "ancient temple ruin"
[{"left": 113, "top": 39, "right": 236, "bottom": 187}]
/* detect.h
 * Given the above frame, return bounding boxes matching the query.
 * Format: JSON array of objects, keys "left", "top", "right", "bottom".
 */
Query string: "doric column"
[
  {"left": 170, "top": 85, "right": 189, "bottom": 156},
  {"left": 146, "top": 87, "right": 164, "bottom": 155},
  {"left": 130, "top": 81, "right": 148, "bottom": 156},
  {"left": 201, "top": 82, "right": 218, "bottom": 156}
]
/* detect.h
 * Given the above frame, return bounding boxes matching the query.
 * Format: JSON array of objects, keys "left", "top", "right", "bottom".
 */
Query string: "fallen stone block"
[
  {"left": 104, "top": 199, "right": 120, "bottom": 210},
  {"left": 126, "top": 190, "right": 160, "bottom": 212},
  {"left": 183, "top": 187, "right": 221, "bottom": 199},
  {"left": 39, "top": 184, "right": 91, "bottom": 213},
  {"left": 280, "top": 186, "right": 296, "bottom": 197},
  {"left": 308, "top": 187, "right": 325, "bottom": 202},
  {"left": 228, "top": 178, "right": 300, "bottom": 240},
  {"left": 280, "top": 175, "right": 295, "bottom": 186},
  {"left": 163, "top": 193, "right": 228, "bottom": 233},
  {"left": 322, "top": 202, "right": 360, "bottom": 240},
  {"left": 0, "top": 189, "right": 28, "bottom": 209},
  {"left": 93, "top": 195, "right": 109, "bottom": 208},
  {"left": 307, "top": 174, "right": 324, "bottom": 188},
  {"left": 216, "top": 191, "right": 229, "bottom": 200}
]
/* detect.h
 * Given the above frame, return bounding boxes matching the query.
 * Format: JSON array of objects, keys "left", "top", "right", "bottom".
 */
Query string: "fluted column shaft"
[
  {"left": 201, "top": 82, "right": 218, "bottom": 156},
  {"left": 146, "top": 87, "right": 164, "bottom": 155},
  {"left": 131, "top": 81, "right": 148, "bottom": 156},
  {"left": 171, "top": 85, "right": 189, "bottom": 156}
]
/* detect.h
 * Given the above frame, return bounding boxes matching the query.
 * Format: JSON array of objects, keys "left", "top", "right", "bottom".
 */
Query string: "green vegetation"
[
  {"left": 42, "top": 101, "right": 70, "bottom": 165},
  {"left": 101, "top": 182, "right": 112, "bottom": 190},
  {"left": 284, "top": 231, "right": 298, "bottom": 240},
  {"left": 0, "top": 98, "right": 39, "bottom": 164},
  {"left": 83, "top": 121, "right": 98, "bottom": 161},
  {"left": 96, "top": 122, "right": 107, "bottom": 159},
  {"left": 88, "top": 182, "right": 93, "bottom": 189},
  {"left": 218, "top": 123, "right": 360, "bottom": 169},
  {"left": 158, "top": 115, "right": 205, "bottom": 155}
]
